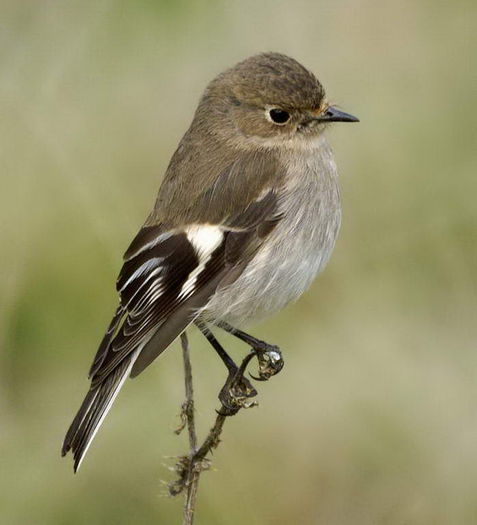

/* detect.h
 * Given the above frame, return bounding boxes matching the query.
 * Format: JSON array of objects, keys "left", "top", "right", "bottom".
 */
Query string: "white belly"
[{"left": 204, "top": 138, "right": 341, "bottom": 326}]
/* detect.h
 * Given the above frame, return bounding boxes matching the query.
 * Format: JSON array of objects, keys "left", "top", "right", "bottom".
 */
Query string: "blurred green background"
[{"left": 1, "top": 1, "right": 476, "bottom": 523}]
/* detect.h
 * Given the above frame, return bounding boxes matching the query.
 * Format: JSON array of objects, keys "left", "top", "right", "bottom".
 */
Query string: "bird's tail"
[{"left": 61, "top": 349, "right": 139, "bottom": 472}]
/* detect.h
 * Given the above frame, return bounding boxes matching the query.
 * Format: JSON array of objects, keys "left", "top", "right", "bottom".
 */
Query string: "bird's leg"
[
  {"left": 195, "top": 321, "right": 257, "bottom": 415},
  {"left": 216, "top": 321, "right": 284, "bottom": 381}
]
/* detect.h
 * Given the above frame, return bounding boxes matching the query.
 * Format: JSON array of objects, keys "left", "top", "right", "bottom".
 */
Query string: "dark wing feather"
[
  {"left": 89, "top": 232, "right": 199, "bottom": 384},
  {"left": 130, "top": 236, "right": 228, "bottom": 376}
]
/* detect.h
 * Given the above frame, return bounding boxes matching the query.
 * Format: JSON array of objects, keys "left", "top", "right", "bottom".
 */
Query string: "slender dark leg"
[
  {"left": 195, "top": 320, "right": 236, "bottom": 371},
  {"left": 195, "top": 320, "right": 257, "bottom": 414},
  {"left": 216, "top": 321, "right": 284, "bottom": 381}
]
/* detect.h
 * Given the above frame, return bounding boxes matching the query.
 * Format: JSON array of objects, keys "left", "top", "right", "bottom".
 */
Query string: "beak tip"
[{"left": 324, "top": 106, "right": 359, "bottom": 123}]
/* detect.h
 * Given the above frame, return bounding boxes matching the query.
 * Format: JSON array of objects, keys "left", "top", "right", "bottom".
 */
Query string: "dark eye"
[{"left": 268, "top": 108, "right": 290, "bottom": 124}]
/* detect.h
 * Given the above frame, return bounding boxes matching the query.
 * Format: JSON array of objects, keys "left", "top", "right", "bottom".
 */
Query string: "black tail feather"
[{"left": 62, "top": 352, "right": 136, "bottom": 472}]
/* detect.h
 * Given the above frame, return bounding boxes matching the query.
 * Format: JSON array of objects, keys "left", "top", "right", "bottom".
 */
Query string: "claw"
[
  {"left": 249, "top": 372, "right": 267, "bottom": 382},
  {"left": 218, "top": 364, "right": 258, "bottom": 415}
]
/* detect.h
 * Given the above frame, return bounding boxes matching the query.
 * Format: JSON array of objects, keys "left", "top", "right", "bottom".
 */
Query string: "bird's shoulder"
[{"left": 147, "top": 129, "right": 286, "bottom": 228}]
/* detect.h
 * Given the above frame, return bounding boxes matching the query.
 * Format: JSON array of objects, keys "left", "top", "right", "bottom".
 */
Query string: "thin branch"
[
  {"left": 179, "top": 332, "right": 200, "bottom": 525},
  {"left": 169, "top": 330, "right": 282, "bottom": 523},
  {"left": 169, "top": 335, "right": 250, "bottom": 521},
  {"left": 180, "top": 332, "right": 197, "bottom": 451}
]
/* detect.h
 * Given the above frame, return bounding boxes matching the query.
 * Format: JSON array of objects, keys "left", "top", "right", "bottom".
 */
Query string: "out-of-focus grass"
[{"left": 1, "top": 1, "right": 476, "bottom": 524}]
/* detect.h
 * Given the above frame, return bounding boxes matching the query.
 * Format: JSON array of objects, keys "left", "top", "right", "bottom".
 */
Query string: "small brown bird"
[{"left": 62, "top": 52, "right": 358, "bottom": 471}]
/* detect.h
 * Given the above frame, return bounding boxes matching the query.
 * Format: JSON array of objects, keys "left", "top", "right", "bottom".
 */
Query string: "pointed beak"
[{"left": 316, "top": 106, "right": 359, "bottom": 123}]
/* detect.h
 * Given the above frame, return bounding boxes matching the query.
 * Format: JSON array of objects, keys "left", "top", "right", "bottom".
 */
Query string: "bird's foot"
[
  {"left": 250, "top": 344, "right": 284, "bottom": 381},
  {"left": 219, "top": 351, "right": 258, "bottom": 415}
]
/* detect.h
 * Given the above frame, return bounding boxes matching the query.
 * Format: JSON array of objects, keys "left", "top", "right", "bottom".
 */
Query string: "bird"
[{"left": 61, "top": 52, "right": 358, "bottom": 472}]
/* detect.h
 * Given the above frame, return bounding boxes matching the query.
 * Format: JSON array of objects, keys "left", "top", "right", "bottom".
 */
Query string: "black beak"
[{"left": 317, "top": 106, "right": 359, "bottom": 123}]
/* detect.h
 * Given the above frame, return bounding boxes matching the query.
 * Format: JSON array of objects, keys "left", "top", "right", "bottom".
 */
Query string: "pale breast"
[{"left": 205, "top": 136, "right": 341, "bottom": 327}]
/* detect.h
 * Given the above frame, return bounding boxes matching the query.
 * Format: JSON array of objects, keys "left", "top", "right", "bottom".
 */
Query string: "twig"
[
  {"left": 179, "top": 332, "right": 200, "bottom": 525},
  {"left": 180, "top": 332, "right": 197, "bottom": 451},
  {"left": 169, "top": 334, "right": 247, "bottom": 523},
  {"left": 169, "top": 330, "right": 282, "bottom": 523}
]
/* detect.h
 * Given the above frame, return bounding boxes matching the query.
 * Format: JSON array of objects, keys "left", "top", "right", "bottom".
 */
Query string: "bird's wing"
[
  {"left": 89, "top": 188, "right": 281, "bottom": 382},
  {"left": 89, "top": 148, "right": 285, "bottom": 381},
  {"left": 62, "top": 150, "right": 284, "bottom": 470}
]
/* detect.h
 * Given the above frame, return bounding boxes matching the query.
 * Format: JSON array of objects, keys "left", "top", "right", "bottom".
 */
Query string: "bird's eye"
[{"left": 268, "top": 108, "right": 290, "bottom": 124}]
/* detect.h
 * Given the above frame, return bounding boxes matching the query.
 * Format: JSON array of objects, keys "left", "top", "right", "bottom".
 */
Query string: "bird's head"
[{"left": 194, "top": 52, "right": 358, "bottom": 149}]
